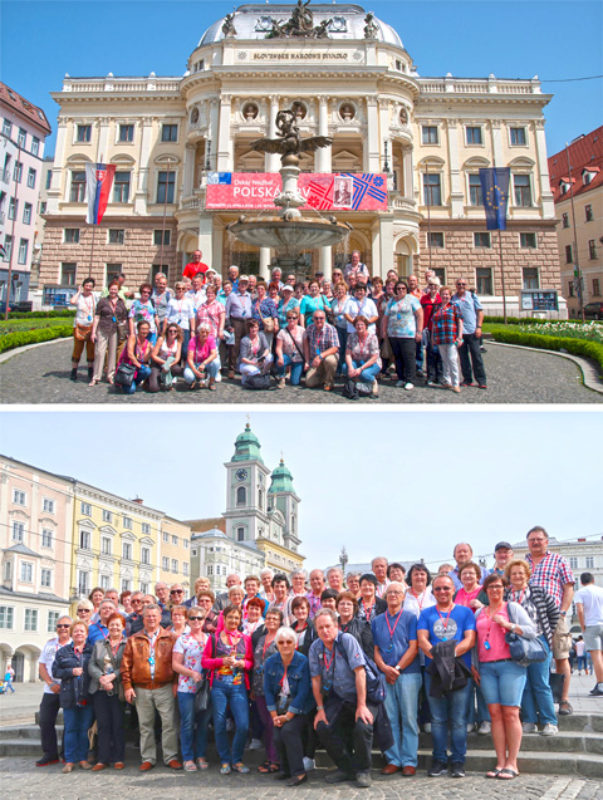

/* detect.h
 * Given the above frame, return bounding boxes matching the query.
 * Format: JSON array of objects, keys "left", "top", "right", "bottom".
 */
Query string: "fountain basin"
[{"left": 227, "top": 216, "right": 351, "bottom": 251}]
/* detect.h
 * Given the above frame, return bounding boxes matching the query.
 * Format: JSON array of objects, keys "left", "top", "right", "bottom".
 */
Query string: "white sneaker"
[
  {"left": 302, "top": 757, "right": 316, "bottom": 772},
  {"left": 247, "top": 738, "right": 262, "bottom": 750},
  {"left": 395, "top": 380, "right": 405, "bottom": 387},
  {"left": 215, "top": 371, "right": 222, "bottom": 382},
  {"left": 403, "top": 382, "right": 414, "bottom": 390},
  {"left": 477, "top": 721, "right": 491, "bottom": 735},
  {"left": 423, "top": 723, "right": 431, "bottom": 734},
  {"left": 541, "top": 724, "right": 558, "bottom": 736},
  {"left": 522, "top": 722, "right": 537, "bottom": 733},
  {"left": 466, "top": 723, "right": 474, "bottom": 734}
]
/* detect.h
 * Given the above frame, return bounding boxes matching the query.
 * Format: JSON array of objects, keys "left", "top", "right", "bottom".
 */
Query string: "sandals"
[
  {"left": 196, "top": 758, "right": 209, "bottom": 770},
  {"left": 486, "top": 768, "right": 503, "bottom": 779},
  {"left": 257, "top": 761, "right": 280, "bottom": 774},
  {"left": 497, "top": 768, "right": 519, "bottom": 780},
  {"left": 232, "top": 762, "right": 250, "bottom": 774}
]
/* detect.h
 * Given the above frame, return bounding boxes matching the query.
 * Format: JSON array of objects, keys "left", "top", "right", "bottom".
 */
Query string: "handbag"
[
  {"left": 257, "top": 301, "right": 275, "bottom": 333},
  {"left": 74, "top": 324, "right": 92, "bottom": 341},
  {"left": 114, "top": 361, "right": 136, "bottom": 388},
  {"left": 285, "top": 327, "right": 305, "bottom": 361},
  {"left": 194, "top": 674, "right": 210, "bottom": 713},
  {"left": 505, "top": 603, "right": 547, "bottom": 667}
]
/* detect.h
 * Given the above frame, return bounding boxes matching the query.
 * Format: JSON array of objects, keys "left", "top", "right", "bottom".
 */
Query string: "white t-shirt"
[
  {"left": 73, "top": 292, "right": 99, "bottom": 327},
  {"left": 575, "top": 583, "right": 603, "bottom": 627},
  {"left": 39, "top": 636, "right": 71, "bottom": 693}
]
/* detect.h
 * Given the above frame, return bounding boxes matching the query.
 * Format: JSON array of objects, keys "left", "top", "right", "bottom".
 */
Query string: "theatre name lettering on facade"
[{"left": 39, "top": 2, "right": 562, "bottom": 314}]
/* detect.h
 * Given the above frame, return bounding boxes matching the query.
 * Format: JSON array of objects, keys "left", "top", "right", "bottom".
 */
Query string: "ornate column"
[
  {"left": 217, "top": 94, "right": 232, "bottom": 171},
  {"left": 134, "top": 116, "right": 153, "bottom": 214},
  {"left": 266, "top": 95, "right": 280, "bottom": 172},
  {"left": 97, "top": 117, "right": 110, "bottom": 160},
  {"left": 446, "top": 119, "right": 464, "bottom": 217},
  {"left": 183, "top": 144, "right": 195, "bottom": 197},
  {"left": 208, "top": 99, "right": 219, "bottom": 171},
  {"left": 365, "top": 96, "right": 380, "bottom": 171},
  {"left": 534, "top": 120, "right": 555, "bottom": 218},
  {"left": 378, "top": 99, "right": 390, "bottom": 174},
  {"left": 490, "top": 120, "right": 504, "bottom": 168},
  {"left": 48, "top": 118, "right": 68, "bottom": 210},
  {"left": 403, "top": 147, "right": 414, "bottom": 200},
  {"left": 315, "top": 96, "right": 331, "bottom": 173},
  {"left": 259, "top": 248, "right": 271, "bottom": 280}
]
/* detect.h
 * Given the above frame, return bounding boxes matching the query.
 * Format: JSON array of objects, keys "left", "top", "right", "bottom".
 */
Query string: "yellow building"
[{"left": 159, "top": 516, "right": 192, "bottom": 594}]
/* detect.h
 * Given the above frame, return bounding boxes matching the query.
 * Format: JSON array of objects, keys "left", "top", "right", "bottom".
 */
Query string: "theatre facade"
[{"left": 39, "top": 2, "right": 564, "bottom": 314}]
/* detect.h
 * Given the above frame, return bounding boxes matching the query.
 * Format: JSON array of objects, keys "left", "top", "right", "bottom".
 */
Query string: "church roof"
[
  {"left": 198, "top": 3, "right": 403, "bottom": 49},
  {"left": 268, "top": 458, "right": 295, "bottom": 494},
  {"left": 231, "top": 422, "right": 264, "bottom": 464}
]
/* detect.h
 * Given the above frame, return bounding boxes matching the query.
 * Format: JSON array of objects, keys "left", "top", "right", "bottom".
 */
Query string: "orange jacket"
[{"left": 120, "top": 626, "right": 175, "bottom": 691}]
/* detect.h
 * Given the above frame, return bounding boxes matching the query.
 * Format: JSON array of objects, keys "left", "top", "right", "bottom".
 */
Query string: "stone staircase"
[{"left": 1, "top": 714, "right": 601, "bottom": 778}]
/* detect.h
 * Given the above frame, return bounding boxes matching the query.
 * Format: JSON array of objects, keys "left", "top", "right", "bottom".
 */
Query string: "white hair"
[{"left": 275, "top": 626, "right": 296, "bottom": 645}]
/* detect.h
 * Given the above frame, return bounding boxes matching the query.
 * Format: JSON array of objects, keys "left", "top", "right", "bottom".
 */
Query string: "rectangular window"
[
  {"left": 41, "top": 529, "right": 53, "bottom": 548},
  {"left": 78, "top": 571, "right": 90, "bottom": 596},
  {"left": 76, "top": 124, "right": 92, "bottom": 142},
  {"left": 18, "top": 128, "right": 26, "bottom": 147},
  {"left": 593, "top": 279, "right": 601, "bottom": 297},
  {"left": 423, "top": 173, "right": 442, "bottom": 206},
  {"left": 12, "top": 521, "right": 24, "bottom": 542},
  {"left": 153, "top": 229, "right": 171, "bottom": 246},
  {"left": 569, "top": 556, "right": 578, "bottom": 569},
  {"left": 183, "top": 540, "right": 189, "bottom": 549},
  {"left": 161, "top": 123, "right": 178, "bottom": 142},
  {"left": 79, "top": 529, "right": 91, "bottom": 550},
  {"left": 122, "top": 516, "right": 132, "bottom": 529},
  {"left": 4, "top": 235, "right": 12, "bottom": 261},
  {"left": 192, "top": 548, "right": 197, "bottom": 556},
  {"left": 41, "top": 568, "right": 52, "bottom": 588},
  {"left": 171, "top": 559, "right": 178, "bottom": 573},
  {"left": 61, "top": 262, "right": 77, "bottom": 286},
  {"left": 162, "top": 557, "right": 169, "bottom": 571},
  {"left": 171, "top": 535, "right": 178, "bottom": 545},
  {"left": 476, "top": 267, "right": 493, "bottom": 296},
  {"left": 121, "top": 579, "right": 131, "bottom": 593},
  {"left": 8, "top": 197, "right": 17, "bottom": 220},
  {"left": 113, "top": 172, "right": 130, "bottom": 203},
  {"left": 427, "top": 232, "right": 444, "bottom": 248},
  {"left": 433, "top": 268, "right": 446, "bottom": 284},
  {"left": 183, "top": 563, "right": 189, "bottom": 576},
  {"left": 81, "top": 501, "right": 91, "bottom": 515},
  {"left": 47, "top": 611, "right": 59, "bottom": 632},
  {"left": 27, "top": 167, "right": 36, "bottom": 189},
  {"left": 510, "top": 127, "right": 527, "bottom": 146},
  {"left": 141, "top": 547, "right": 150, "bottom": 565},
  {"left": 207, "top": 565, "right": 213, "bottom": 576},
  {"left": 421, "top": 125, "right": 438, "bottom": 144},
  {"left": 163, "top": 532, "right": 169, "bottom": 542},
  {"left": 522, "top": 267, "right": 539, "bottom": 290},
  {"left": 469, "top": 174, "right": 482, "bottom": 206},
  {"left": 43, "top": 498, "right": 55, "bottom": 513},
  {"left": 108, "top": 229, "right": 125, "bottom": 244},
  {"left": 237, "top": 527, "right": 245, "bottom": 542},
  {"left": 0, "top": 606, "right": 14, "bottom": 629},
  {"left": 568, "top": 281, "right": 575, "bottom": 298},
  {"left": 474, "top": 232, "right": 491, "bottom": 248},
  {"left": 588, "top": 239, "right": 597, "bottom": 259},
  {"left": 122, "top": 542, "right": 132, "bottom": 560},
  {"left": 585, "top": 204, "right": 593, "bottom": 222},
  {"left": 156, "top": 171, "right": 175, "bottom": 203},
  {"left": 100, "top": 574, "right": 110, "bottom": 590},
  {"left": 119, "top": 124, "right": 134, "bottom": 142},
  {"left": 586, "top": 556, "right": 594, "bottom": 569},
  {"left": 562, "top": 212, "right": 570, "bottom": 228},
  {"left": 2, "top": 119, "right": 11, "bottom": 138},
  {"left": 565, "top": 244, "right": 573, "bottom": 264},
  {"left": 466, "top": 126, "right": 482, "bottom": 145},
  {"left": 20, "top": 562, "right": 33, "bottom": 582},
  {"left": 141, "top": 522, "right": 150, "bottom": 535},
  {"left": 40, "top": 201, "right": 47, "bottom": 214},
  {"left": 102, "top": 509, "right": 112, "bottom": 522},
  {"left": 31, "top": 136, "right": 40, "bottom": 156},
  {"left": 24, "top": 609, "right": 38, "bottom": 631},
  {"left": 13, "top": 489, "right": 26, "bottom": 505},
  {"left": 18, "top": 238, "right": 28, "bottom": 265},
  {"left": 23, "top": 203, "right": 32, "bottom": 225},
  {"left": 14, "top": 161, "right": 22, "bottom": 182},
  {"left": 101, "top": 537, "right": 111, "bottom": 555},
  {"left": 70, "top": 171, "right": 86, "bottom": 202},
  {"left": 520, "top": 232, "right": 537, "bottom": 248},
  {"left": 514, "top": 174, "right": 532, "bottom": 207},
  {"left": 46, "top": 170, "right": 52, "bottom": 190}
]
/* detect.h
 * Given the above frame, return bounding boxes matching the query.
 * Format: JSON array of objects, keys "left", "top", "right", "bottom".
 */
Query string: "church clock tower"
[{"left": 223, "top": 423, "right": 271, "bottom": 545}]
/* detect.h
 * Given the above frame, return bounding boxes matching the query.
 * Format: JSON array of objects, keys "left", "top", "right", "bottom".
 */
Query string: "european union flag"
[
  {"left": 207, "top": 172, "right": 232, "bottom": 185},
  {"left": 479, "top": 167, "right": 510, "bottom": 230}
]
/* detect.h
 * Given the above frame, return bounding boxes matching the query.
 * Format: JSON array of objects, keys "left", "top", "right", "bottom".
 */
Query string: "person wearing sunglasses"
[
  {"left": 36, "top": 616, "right": 72, "bottom": 767},
  {"left": 451, "top": 278, "right": 487, "bottom": 389},
  {"left": 173, "top": 607, "right": 211, "bottom": 771},
  {"left": 128, "top": 283, "right": 159, "bottom": 343},
  {"left": 381, "top": 280, "right": 423, "bottom": 390},
  {"left": 417, "top": 574, "right": 476, "bottom": 778},
  {"left": 148, "top": 324, "right": 184, "bottom": 392}
]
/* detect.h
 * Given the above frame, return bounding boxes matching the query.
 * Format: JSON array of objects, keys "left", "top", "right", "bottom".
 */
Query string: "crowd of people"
[
  {"left": 67, "top": 249, "right": 487, "bottom": 396},
  {"left": 35, "top": 525, "right": 601, "bottom": 786}
]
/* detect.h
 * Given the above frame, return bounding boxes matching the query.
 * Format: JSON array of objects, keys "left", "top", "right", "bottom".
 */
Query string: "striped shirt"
[
  {"left": 304, "top": 321, "right": 340, "bottom": 356},
  {"left": 526, "top": 551, "right": 574, "bottom": 609}
]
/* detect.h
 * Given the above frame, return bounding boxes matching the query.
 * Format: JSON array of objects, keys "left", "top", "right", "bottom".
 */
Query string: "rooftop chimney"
[{"left": 132, "top": 497, "right": 143, "bottom": 505}]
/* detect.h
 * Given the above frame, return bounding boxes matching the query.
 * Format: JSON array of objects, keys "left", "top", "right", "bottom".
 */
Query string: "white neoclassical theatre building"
[{"left": 39, "top": 2, "right": 564, "bottom": 315}]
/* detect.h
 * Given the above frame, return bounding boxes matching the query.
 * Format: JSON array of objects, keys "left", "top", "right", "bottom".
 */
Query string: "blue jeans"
[
  {"left": 343, "top": 359, "right": 381, "bottom": 383},
  {"left": 384, "top": 671, "right": 422, "bottom": 767},
  {"left": 177, "top": 691, "right": 211, "bottom": 761},
  {"left": 424, "top": 672, "right": 470, "bottom": 764},
  {"left": 276, "top": 354, "right": 304, "bottom": 385},
  {"left": 211, "top": 679, "right": 249, "bottom": 765},
  {"left": 335, "top": 327, "right": 347, "bottom": 373},
  {"left": 122, "top": 364, "right": 151, "bottom": 394},
  {"left": 465, "top": 677, "right": 490, "bottom": 725},
  {"left": 521, "top": 636, "right": 557, "bottom": 725},
  {"left": 480, "top": 660, "right": 527, "bottom": 707},
  {"left": 63, "top": 704, "right": 94, "bottom": 763},
  {"left": 183, "top": 357, "right": 220, "bottom": 384}
]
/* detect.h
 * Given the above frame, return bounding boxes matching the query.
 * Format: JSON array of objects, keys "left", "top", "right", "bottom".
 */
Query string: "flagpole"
[{"left": 498, "top": 229, "right": 507, "bottom": 324}]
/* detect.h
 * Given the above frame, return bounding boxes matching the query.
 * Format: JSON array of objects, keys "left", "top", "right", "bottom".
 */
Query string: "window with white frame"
[
  {"left": 102, "top": 509, "right": 112, "bottom": 522},
  {"left": 153, "top": 229, "right": 171, "bottom": 246},
  {"left": 162, "top": 557, "right": 169, "bottom": 571},
  {"left": 585, "top": 204, "right": 593, "bottom": 222},
  {"left": 141, "top": 523, "right": 150, "bottom": 535},
  {"left": 183, "top": 540, "right": 189, "bottom": 549},
  {"left": 121, "top": 579, "right": 131, "bottom": 592},
  {"left": 0, "top": 606, "right": 14, "bottom": 629},
  {"left": 509, "top": 127, "right": 527, "bottom": 146},
  {"left": 141, "top": 547, "right": 150, "bottom": 565},
  {"left": 122, "top": 516, "right": 132, "bottom": 529},
  {"left": 427, "top": 232, "right": 444, "bottom": 248},
  {"left": 23, "top": 203, "right": 32, "bottom": 225},
  {"left": 41, "top": 568, "right": 52, "bottom": 588},
  {"left": 14, "top": 161, "right": 23, "bottom": 182},
  {"left": 207, "top": 565, "right": 213, "bottom": 576},
  {"left": 474, "top": 232, "right": 491, "bottom": 248},
  {"left": 569, "top": 556, "right": 578, "bottom": 569},
  {"left": 81, "top": 501, "right": 91, "bottom": 515},
  {"left": 122, "top": 542, "right": 132, "bottom": 560},
  {"left": 468, "top": 174, "right": 482, "bottom": 206},
  {"left": 100, "top": 574, "right": 110, "bottom": 590},
  {"left": 119, "top": 124, "right": 134, "bottom": 142},
  {"left": 586, "top": 556, "right": 594, "bottom": 568},
  {"left": 79, "top": 529, "right": 91, "bottom": 550},
  {"left": 108, "top": 229, "right": 125, "bottom": 245},
  {"left": 12, "top": 521, "right": 24, "bottom": 543},
  {"left": 7, "top": 197, "right": 17, "bottom": 220},
  {"left": 140, "top": 582, "right": 148, "bottom": 594},
  {"left": 423, "top": 173, "right": 442, "bottom": 206},
  {"left": 47, "top": 611, "right": 59, "bottom": 632},
  {"left": 2, "top": 119, "right": 11, "bottom": 138},
  {"left": 171, "top": 535, "right": 178, "bottom": 545},
  {"left": 466, "top": 126, "right": 482, "bottom": 145},
  {"left": 70, "top": 171, "right": 86, "bottom": 202},
  {"left": 588, "top": 240, "right": 597, "bottom": 259},
  {"left": 17, "top": 128, "right": 26, "bottom": 147},
  {"left": 20, "top": 562, "right": 33, "bottom": 582},
  {"left": 27, "top": 168, "right": 36, "bottom": 189},
  {"left": 61, "top": 262, "right": 77, "bottom": 286},
  {"left": 162, "top": 532, "right": 169, "bottom": 542},
  {"left": 101, "top": 536, "right": 112, "bottom": 555},
  {"left": 31, "top": 136, "right": 40, "bottom": 156},
  {"left": 76, "top": 124, "right": 92, "bottom": 142},
  {"left": 520, "top": 232, "right": 537, "bottom": 248},
  {"left": 183, "top": 563, "right": 189, "bottom": 575},
  {"left": 171, "top": 559, "right": 178, "bottom": 572},
  {"left": 476, "top": 267, "right": 493, "bottom": 295},
  {"left": 113, "top": 172, "right": 130, "bottom": 203},
  {"left": 24, "top": 609, "right": 38, "bottom": 631},
  {"left": 513, "top": 174, "right": 532, "bottom": 207},
  {"left": 192, "top": 548, "right": 198, "bottom": 556},
  {"left": 43, "top": 498, "right": 55, "bottom": 513},
  {"left": 421, "top": 125, "right": 438, "bottom": 144},
  {"left": 12, "top": 489, "right": 26, "bottom": 505},
  {"left": 17, "top": 238, "right": 28, "bottom": 265},
  {"left": 41, "top": 529, "right": 53, "bottom": 548},
  {"left": 161, "top": 123, "right": 178, "bottom": 142},
  {"left": 522, "top": 267, "right": 539, "bottom": 290}
]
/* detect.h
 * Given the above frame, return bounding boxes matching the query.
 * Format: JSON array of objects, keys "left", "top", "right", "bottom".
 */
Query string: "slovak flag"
[{"left": 85, "top": 163, "right": 116, "bottom": 224}]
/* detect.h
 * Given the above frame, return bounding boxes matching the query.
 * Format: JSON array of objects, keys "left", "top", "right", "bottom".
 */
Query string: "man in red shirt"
[{"left": 183, "top": 250, "right": 209, "bottom": 280}]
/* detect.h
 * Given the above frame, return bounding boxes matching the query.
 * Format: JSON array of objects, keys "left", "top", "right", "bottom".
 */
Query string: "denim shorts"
[{"left": 479, "top": 659, "right": 527, "bottom": 706}]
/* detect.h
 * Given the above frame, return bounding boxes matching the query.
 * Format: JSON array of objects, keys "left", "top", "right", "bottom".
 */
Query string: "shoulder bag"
[{"left": 505, "top": 603, "right": 547, "bottom": 667}]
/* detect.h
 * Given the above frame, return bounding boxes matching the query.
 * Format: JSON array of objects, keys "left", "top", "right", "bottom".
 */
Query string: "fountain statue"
[{"left": 226, "top": 106, "right": 352, "bottom": 258}]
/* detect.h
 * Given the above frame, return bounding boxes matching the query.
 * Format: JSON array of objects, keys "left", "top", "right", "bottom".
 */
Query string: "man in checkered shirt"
[
  {"left": 303, "top": 310, "right": 340, "bottom": 392},
  {"left": 526, "top": 526, "right": 575, "bottom": 715}
]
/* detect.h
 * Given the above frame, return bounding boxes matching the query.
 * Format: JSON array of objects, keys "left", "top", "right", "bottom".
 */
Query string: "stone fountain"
[{"left": 226, "top": 107, "right": 352, "bottom": 260}]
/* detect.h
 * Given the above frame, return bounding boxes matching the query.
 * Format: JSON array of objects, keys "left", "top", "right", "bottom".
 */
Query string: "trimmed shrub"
[
  {"left": 488, "top": 327, "right": 603, "bottom": 375},
  {"left": 5, "top": 309, "right": 76, "bottom": 320},
  {"left": 0, "top": 318, "right": 75, "bottom": 335},
  {"left": 0, "top": 326, "right": 73, "bottom": 354}
]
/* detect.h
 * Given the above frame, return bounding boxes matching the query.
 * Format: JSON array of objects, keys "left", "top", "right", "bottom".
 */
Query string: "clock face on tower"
[{"left": 235, "top": 468, "right": 248, "bottom": 481}]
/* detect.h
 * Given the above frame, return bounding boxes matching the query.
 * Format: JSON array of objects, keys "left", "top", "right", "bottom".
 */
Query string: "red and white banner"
[{"left": 205, "top": 172, "right": 388, "bottom": 211}]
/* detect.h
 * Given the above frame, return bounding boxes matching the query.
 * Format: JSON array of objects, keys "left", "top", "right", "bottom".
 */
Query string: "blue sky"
[
  {"left": 1, "top": 0, "right": 601, "bottom": 156},
  {"left": 1, "top": 409, "right": 601, "bottom": 569}
]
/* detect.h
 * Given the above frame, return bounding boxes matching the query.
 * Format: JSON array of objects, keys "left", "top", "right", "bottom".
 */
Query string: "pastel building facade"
[{"left": 38, "top": 2, "right": 562, "bottom": 315}]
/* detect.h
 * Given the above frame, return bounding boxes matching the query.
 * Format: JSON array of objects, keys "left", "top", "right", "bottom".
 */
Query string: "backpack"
[
  {"left": 244, "top": 373, "right": 272, "bottom": 390},
  {"left": 342, "top": 378, "right": 359, "bottom": 400},
  {"left": 335, "top": 636, "right": 386, "bottom": 704}
]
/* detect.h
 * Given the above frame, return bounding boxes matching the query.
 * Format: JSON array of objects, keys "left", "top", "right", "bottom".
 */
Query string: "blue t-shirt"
[
  {"left": 371, "top": 609, "right": 419, "bottom": 674},
  {"left": 417, "top": 604, "right": 476, "bottom": 668},
  {"left": 385, "top": 295, "right": 421, "bottom": 338},
  {"left": 452, "top": 291, "right": 482, "bottom": 334}
]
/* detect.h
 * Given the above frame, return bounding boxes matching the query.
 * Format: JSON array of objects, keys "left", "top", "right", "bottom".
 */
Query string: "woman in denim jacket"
[{"left": 263, "top": 627, "right": 315, "bottom": 786}]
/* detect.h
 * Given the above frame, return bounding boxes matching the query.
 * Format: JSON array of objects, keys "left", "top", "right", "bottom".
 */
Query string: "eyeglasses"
[
  {"left": 170, "top": 589, "right": 184, "bottom": 595},
  {"left": 77, "top": 608, "right": 90, "bottom": 613},
  {"left": 189, "top": 616, "right": 203, "bottom": 621},
  {"left": 433, "top": 587, "right": 452, "bottom": 592},
  {"left": 488, "top": 584, "right": 504, "bottom": 590},
  {"left": 57, "top": 624, "right": 70, "bottom": 629},
  {"left": 456, "top": 282, "right": 466, "bottom": 286}
]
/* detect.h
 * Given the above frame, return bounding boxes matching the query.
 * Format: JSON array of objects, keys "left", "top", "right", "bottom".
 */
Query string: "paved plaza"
[{"left": 0, "top": 338, "right": 601, "bottom": 404}]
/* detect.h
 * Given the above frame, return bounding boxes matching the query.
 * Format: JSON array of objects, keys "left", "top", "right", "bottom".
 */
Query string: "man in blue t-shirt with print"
[
  {"left": 417, "top": 574, "right": 476, "bottom": 779},
  {"left": 372, "top": 582, "right": 421, "bottom": 777}
]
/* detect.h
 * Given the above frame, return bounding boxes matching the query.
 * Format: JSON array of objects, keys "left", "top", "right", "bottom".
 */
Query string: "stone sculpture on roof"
[{"left": 266, "top": 0, "right": 332, "bottom": 39}]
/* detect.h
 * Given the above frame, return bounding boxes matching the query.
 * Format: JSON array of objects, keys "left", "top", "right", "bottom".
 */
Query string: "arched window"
[{"left": 236, "top": 486, "right": 246, "bottom": 506}]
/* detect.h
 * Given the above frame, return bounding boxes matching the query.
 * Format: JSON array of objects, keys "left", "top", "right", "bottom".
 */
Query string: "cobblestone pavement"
[
  {"left": 0, "top": 757, "right": 601, "bottom": 800},
  {"left": 0, "top": 338, "right": 601, "bottom": 404}
]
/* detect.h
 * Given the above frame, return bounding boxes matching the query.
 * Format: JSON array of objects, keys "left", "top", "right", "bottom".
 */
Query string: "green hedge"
[
  {"left": 484, "top": 315, "right": 567, "bottom": 326},
  {"left": 0, "top": 318, "right": 75, "bottom": 335},
  {"left": 0, "top": 326, "right": 73, "bottom": 354},
  {"left": 488, "top": 327, "right": 603, "bottom": 375},
  {"left": 5, "top": 309, "right": 76, "bottom": 320}
]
